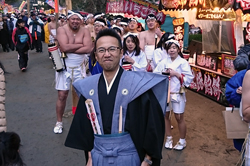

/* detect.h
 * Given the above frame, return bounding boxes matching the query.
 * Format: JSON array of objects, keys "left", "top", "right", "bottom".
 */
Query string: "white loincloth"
[
  {"left": 144, "top": 45, "right": 155, "bottom": 70},
  {"left": 55, "top": 53, "right": 89, "bottom": 90},
  {"left": 49, "top": 29, "right": 56, "bottom": 43}
]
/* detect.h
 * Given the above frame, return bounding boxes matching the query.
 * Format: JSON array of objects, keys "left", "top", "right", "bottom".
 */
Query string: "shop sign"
[
  {"left": 196, "top": 9, "right": 236, "bottom": 21},
  {"left": 173, "top": 18, "right": 184, "bottom": 49},
  {"left": 189, "top": 66, "right": 229, "bottom": 106},
  {"left": 106, "top": 0, "right": 166, "bottom": 24}
]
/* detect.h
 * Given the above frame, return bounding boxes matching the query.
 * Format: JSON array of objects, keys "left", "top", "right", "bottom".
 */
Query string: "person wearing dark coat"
[
  {"left": 12, "top": 19, "right": 32, "bottom": 71},
  {"left": 1, "top": 15, "right": 10, "bottom": 52}
]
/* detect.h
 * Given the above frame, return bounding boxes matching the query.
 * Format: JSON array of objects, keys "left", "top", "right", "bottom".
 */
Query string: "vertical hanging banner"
[
  {"left": 0, "top": 0, "right": 4, "bottom": 12},
  {"left": 173, "top": 18, "right": 185, "bottom": 49},
  {"left": 106, "top": 0, "right": 124, "bottom": 13},
  {"left": 46, "top": 0, "right": 64, "bottom": 11},
  {"left": 19, "top": 1, "right": 26, "bottom": 12}
]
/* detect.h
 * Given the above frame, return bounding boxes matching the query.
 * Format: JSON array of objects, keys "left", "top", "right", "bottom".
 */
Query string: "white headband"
[
  {"left": 94, "top": 14, "right": 102, "bottom": 19},
  {"left": 123, "top": 32, "right": 138, "bottom": 39},
  {"left": 165, "top": 39, "right": 180, "bottom": 47},
  {"left": 168, "top": 34, "right": 175, "bottom": 39},
  {"left": 67, "top": 12, "right": 83, "bottom": 20},
  {"left": 129, "top": 18, "right": 137, "bottom": 22},
  {"left": 87, "top": 14, "right": 94, "bottom": 19},
  {"left": 95, "top": 21, "right": 105, "bottom": 26},
  {"left": 146, "top": 16, "right": 156, "bottom": 21},
  {"left": 120, "top": 22, "right": 128, "bottom": 26}
]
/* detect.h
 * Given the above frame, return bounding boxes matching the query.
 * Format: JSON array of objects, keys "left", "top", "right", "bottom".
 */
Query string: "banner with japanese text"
[
  {"left": 189, "top": 65, "right": 229, "bottom": 106},
  {"left": 106, "top": 0, "right": 124, "bottom": 13},
  {"left": 159, "top": 0, "right": 230, "bottom": 11},
  {"left": 106, "top": 0, "right": 166, "bottom": 24},
  {"left": 233, "top": 0, "right": 250, "bottom": 14},
  {"left": 46, "top": 0, "right": 64, "bottom": 11},
  {"left": 0, "top": 0, "right": 4, "bottom": 12},
  {"left": 19, "top": 1, "right": 26, "bottom": 12},
  {"left": 173, "top": 18, "right": 184, "bottom": 49}
]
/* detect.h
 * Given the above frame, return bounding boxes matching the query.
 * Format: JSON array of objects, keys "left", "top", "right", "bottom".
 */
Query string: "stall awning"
[{"left": 158, "top": 0, "right": 231, "bottom": 11}]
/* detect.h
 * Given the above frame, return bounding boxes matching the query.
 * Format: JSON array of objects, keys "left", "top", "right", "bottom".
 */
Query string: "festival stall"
[
  {"left": 158, "top": 0, "right": 241, "bottom": 106},
  {"left": 106, "top": 0, "right": 244, "bottom": 106}
]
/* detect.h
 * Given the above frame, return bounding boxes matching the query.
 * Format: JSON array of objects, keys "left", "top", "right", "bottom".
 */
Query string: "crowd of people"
[{"left": 0, "top": 9, "right": 210, "bottom": 165}]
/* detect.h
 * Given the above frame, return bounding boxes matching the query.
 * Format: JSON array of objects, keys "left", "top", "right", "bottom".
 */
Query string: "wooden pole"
[
  {"left": 66, "top": 0, "right": 72, "bottom": 11},
  {"left": 27, "top": 0, "right": 30, "bottom": 17},
  {"left": 54, "top": 0, "right": 59, "bottom": 29}
]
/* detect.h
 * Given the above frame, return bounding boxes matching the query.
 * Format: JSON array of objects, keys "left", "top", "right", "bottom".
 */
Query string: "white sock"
[
  {"left": 56, "top": 121, "right": 63, "bottom": 125},
  {"left": 179, "top": 138, "right": 186, "bottom": 144},
  {"left": 166, "top": 136, "right": 172, "bottom": 140}
]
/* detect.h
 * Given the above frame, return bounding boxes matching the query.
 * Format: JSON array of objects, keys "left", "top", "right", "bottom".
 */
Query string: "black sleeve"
[
  {"left": 64, "top": 95, "right": 94, "bottom": 151},
  {"left": 125, "top": 89, "right": 165, "bottom": 166}
]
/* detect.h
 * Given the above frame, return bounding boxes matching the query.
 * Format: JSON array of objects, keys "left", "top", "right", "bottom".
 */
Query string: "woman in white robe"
[
  {"left": 121, "top": 33, "right": 147, "bottom": 71},
  {"left": 154, "top": 39, "right": 194, "bottom": 151},
  {"left": 153, "top": 32, "right": 175, "bottom": 67}
]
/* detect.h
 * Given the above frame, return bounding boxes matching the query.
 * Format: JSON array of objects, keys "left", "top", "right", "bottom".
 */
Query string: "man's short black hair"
[{"left": 95, "top": 29, "right": 122, "bottom": 48}]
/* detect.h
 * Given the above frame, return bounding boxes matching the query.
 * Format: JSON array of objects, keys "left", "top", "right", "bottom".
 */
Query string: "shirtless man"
[
  {"left": 94, "top": 18, "right": 106, "bottom": 40},
  {"left": 48, "top": 14, "right": 58, "bottom": 44},
  {"left": 54, "top": 12, "right": 92, "bottom": 134},
  {"left": 59, "top": 15, "right": 67, "bottom": 27},
  {"left": 138, "top": 14, "right": 162, "bottom": 71},
  {"left": 86, "top": 14, "right": 95, "bottom": 42},
  {"left": 128, "top": 18, "right": 139, "bottom": 36}
]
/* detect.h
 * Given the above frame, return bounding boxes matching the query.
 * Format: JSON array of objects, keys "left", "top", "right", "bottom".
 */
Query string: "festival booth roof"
[{"left": 158, "top": 0, "right": 236, "bottom": 55}]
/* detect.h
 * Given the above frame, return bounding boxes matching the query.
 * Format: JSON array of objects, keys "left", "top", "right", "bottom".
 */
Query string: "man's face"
[
  {"left": 32, "top": 15, "right": 36, "bottom": 20},
  {"left": 18, "top": 22, "right": 25, "bottom": 28},
  {"left": 60, "top": 18, "right": 65, "bottom": 22},
  {"left": 88, "top": 17, "right": 94, "bottom": 24},
  {"left": 50, "top": 16, "right": 55, "bottom": 21},
  {"left": 68, "top": 15, "right": 81, "bottom": 30},
  {"left": 128, "top": 21, "right": 138, "bottom": 31},
  {"left": 95, "top": 36, "right": 123, "bottom": 72},
  {"left": 116, "top": 19, "right": 121, "bottom": 26},
  {"left": 94, "top": 23, "right": 104, "bottom": 34},
  {"left": 146, "top": 19, "right": 156, "bottom": 30},
  {"left": 121, "top": 24, "right": 128, "bottom": 32}
]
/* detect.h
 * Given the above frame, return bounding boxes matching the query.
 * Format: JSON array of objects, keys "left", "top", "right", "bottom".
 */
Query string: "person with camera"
[{"left": 28, "top": 13, "right": 44, "bottom": 52}]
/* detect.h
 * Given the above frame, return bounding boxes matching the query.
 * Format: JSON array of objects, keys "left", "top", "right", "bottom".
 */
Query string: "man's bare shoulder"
[{"left": 57, "top": 26, "right": 67, "bottom": 34}]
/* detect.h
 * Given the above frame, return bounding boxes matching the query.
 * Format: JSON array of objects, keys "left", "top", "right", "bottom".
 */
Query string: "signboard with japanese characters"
[
  {"left": 106, "top": 0, "right": 124, "bottom": 14},
  {"left": 221, "top": 54, "right": 237, "bottom": 77},
  {"left": 173, "top": 18, "right": 184, "bottom": 49},
  {"left": 233, "top": 0, "right": 250, "bottom": 14},
  {"left": 196, "top": 54, "right": 218, "bottom": 71},
  {"left": 159, "top": 0, "right": 230, "bottom": 11},
  {"left": 106, "top": 0, "right": 166, "bottom": 24},
  {"left": 189, "top": 65, "right": 229, "bottom": 106},
  {"left": 243, "top": 23, "right": 250, "bottom": 45},
  {"left": 196, "top": 8, "right": 236, "bottom": 21}
]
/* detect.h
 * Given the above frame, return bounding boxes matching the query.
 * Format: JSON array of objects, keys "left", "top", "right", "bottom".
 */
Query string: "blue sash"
[{"left": 91, "top": 133, "right": 140, "bottom": 166}]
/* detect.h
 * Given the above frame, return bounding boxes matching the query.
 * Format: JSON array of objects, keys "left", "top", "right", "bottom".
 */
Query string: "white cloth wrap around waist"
[
  {"left": 144, "top": 45, "right": 155, "bottom": 60},
  {"left": 65, "top": 53, "right": 87, "bottom": 67},
  {"left": 50, "top": 29, "right": 56, "bottom": 36}
]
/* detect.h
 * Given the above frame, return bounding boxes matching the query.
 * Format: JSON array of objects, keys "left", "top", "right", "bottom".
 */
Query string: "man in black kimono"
[{"left": 65, "top": 29, "right": 169, "bottom": 166}]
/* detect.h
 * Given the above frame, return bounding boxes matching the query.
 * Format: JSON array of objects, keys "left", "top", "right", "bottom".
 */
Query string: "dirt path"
[{"left": 161, "top": 90, "right": 240, "bottom": 166}]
